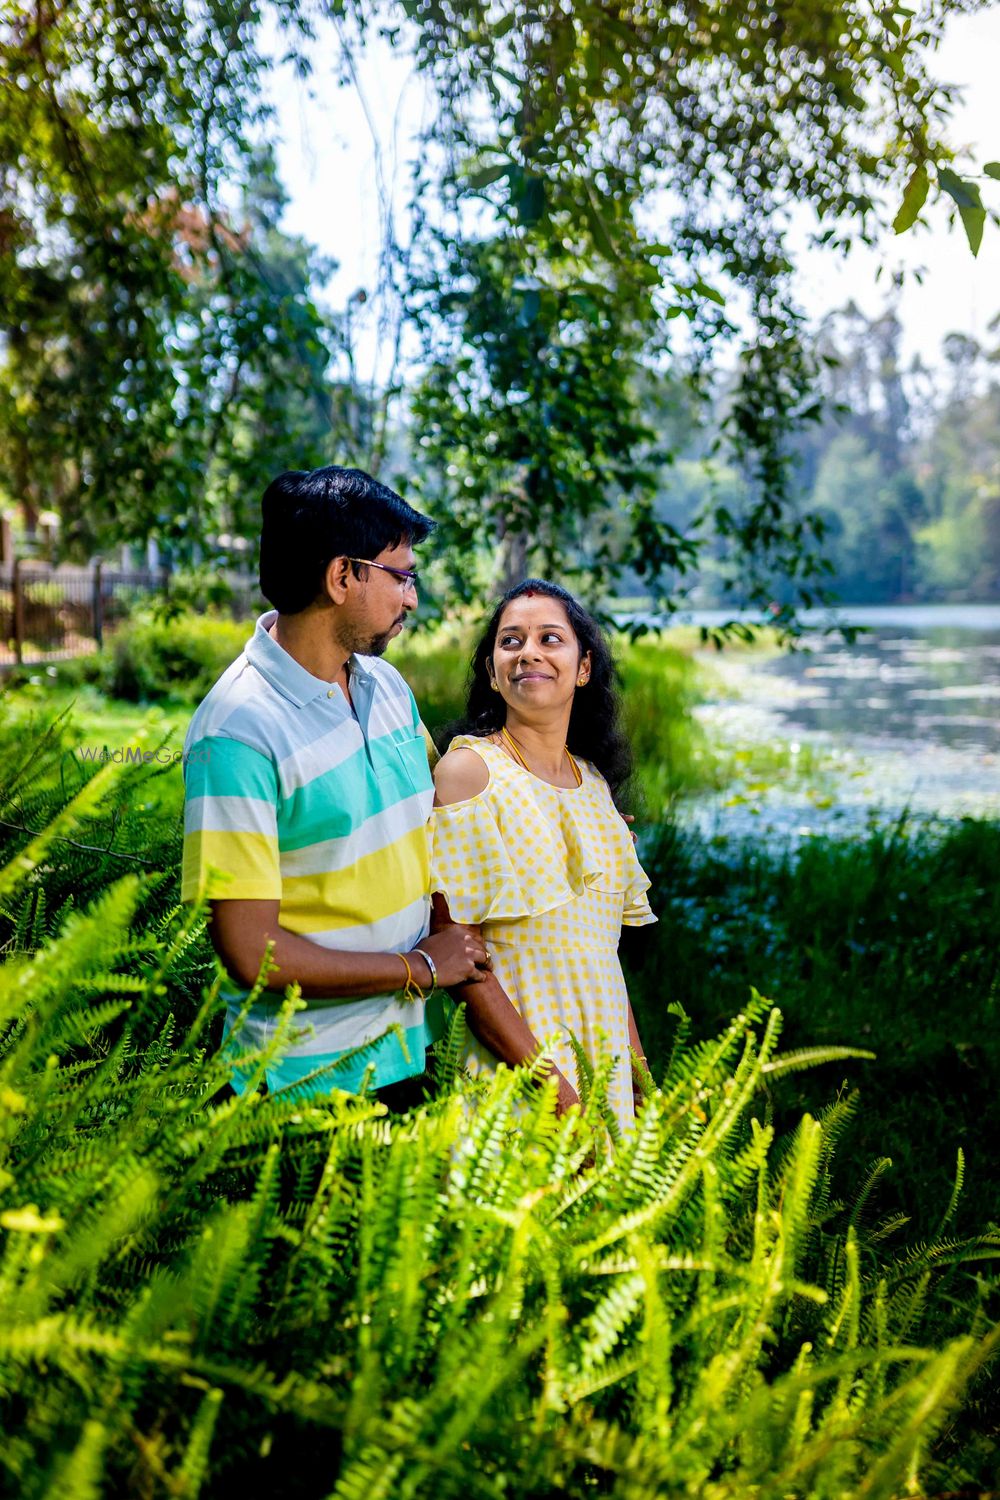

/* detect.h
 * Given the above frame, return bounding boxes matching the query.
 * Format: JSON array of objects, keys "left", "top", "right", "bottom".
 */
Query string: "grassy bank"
[{"left": 12, "top": 611, "right": 724, "bottom": 807}]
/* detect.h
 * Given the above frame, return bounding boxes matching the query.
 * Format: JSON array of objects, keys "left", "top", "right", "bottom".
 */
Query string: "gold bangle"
[{"left": 397, "top": 951, "right": 425, "bottom": 1004}]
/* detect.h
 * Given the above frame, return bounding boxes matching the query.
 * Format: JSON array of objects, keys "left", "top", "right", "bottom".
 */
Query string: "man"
[{"left": 181, "top": 465, "right": 487, "bottom": 1099}]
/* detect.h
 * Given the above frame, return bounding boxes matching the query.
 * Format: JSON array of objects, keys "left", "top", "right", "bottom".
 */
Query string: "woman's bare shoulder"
[{"left": 433, "top": 744, "right": 491, "bottom": 805}]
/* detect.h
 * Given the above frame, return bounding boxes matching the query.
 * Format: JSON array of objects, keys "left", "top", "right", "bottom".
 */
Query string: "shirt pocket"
[{"left": 393, "top": 734, "right": 434, "bottom": 811}]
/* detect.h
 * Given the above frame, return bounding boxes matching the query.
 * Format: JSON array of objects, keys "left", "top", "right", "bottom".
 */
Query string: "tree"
[
  {"left": 398, "top": 0, "right": 989, "bottom": 615},
  {"left": 0, "top": 2, "right": 355, "bottom": 561},
  {"left": 407, "top": 224, "right": 696, "bottom": 605},
  {"left": 916, "top": 357, "right": 1000, "bottom": 599},
  {"left": 2, "top": 0, "right": 993, "bottom": 605}
]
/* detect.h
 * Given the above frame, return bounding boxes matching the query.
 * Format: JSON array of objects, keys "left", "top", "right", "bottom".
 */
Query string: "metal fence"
[{"left": 0, "top": 562, "right": 260, "bottom": 668}]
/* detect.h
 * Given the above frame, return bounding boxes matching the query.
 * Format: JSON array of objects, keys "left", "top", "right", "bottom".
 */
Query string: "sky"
[{"left": 265, "top": 8, "right": 1000, "bottom": 382}]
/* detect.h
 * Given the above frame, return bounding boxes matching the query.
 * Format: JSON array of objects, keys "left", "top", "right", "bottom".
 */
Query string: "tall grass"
[{"left": 624, "top": 817, "right": 1000, "bottom": 1478}]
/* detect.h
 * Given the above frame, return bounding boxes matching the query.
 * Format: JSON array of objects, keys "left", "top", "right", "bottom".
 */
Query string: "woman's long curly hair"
[{"left": 458, "top": 579, "right": 634, "bottom": 805}]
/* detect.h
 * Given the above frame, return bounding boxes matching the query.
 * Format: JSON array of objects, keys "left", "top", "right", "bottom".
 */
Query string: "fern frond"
[{"left": 762, "top": 1045, "right": 876, "bottom": 1081}]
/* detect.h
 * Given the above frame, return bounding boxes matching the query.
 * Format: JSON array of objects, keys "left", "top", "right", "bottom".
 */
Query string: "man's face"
[{"left": 347, "top": 541, "right": 419, "bottom": 657}]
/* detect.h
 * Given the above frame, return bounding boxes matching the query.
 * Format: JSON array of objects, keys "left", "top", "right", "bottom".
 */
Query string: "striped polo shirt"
[{"left": 181, "top": 609, "right": 443, "bottom": 1095}]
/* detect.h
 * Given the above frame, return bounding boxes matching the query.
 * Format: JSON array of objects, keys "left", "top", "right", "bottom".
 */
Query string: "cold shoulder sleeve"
[
  {"left": 622, "top": 868, "right": 657, "bottom": 927},
  {"left": 429, "top": 793, "right": 581, "bottom": 924},
  {"left": 430, "top": 734, "right": 656, "bottom": 927}
]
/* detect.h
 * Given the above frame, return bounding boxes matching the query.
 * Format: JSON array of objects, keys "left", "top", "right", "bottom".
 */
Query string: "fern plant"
[{"left": 0, "top": 721, "right": 998, "bottom": 1498}]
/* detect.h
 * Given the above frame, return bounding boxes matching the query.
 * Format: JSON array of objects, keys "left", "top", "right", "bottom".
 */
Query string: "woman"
[{"left": 429, "top": 579, "right": 656, "bottom": 1132}]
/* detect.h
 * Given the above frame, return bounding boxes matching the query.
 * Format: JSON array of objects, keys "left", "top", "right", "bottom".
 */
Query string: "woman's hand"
[
  {"left": 552, "top": 1070, "right": 581, "bottom": 1116},
  {"left": 631, "top": 1052, "right": 654, "bottom": 1113}
]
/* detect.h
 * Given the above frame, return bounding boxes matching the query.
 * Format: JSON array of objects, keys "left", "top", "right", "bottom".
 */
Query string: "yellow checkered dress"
[{"left": 429, "top": 734, "right": 657, "bottom": 1129}]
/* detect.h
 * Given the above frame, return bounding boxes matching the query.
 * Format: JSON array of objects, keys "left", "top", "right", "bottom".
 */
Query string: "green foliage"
[
  {"left": 402, "top": 0, "right": 974, "bottom": 615},
  {"left": 915, "top": 360, "right": 1000, "bottom": 602},
  {"left": 389, "top": 630, "right": 474, "bottom": 744},
  {"left": 407, "top": 219, "right": 693, "bottom": 606},
  {"left": 629, "top": 817, "right": 1000, "bottom": 1233},
  {"left": 617, "top": 638, "right": 716, "bottom": 812},
  {"left": 684, "top": 301, "right": 1000, "bottom": 606},
  {"left": 625, "top": 817, "right": 1000, "bottom": 1478},
  {"left": 0, "top": 699, "right": 195, "bottom": 1006},
  {"left": 3, "top": 0, "right": 985, "bottom": 617},
  {"left": 0, "top": 2, "right": 349, "bottom": 559},
  {"left": 96, "top": 610, "right": 253, "bottom": 704},
  {"left": 0, "top": 723, "right": 997, "bottom": 1494}
]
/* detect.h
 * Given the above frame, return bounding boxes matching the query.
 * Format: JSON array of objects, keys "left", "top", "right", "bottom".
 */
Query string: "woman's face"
[{"left": 488, "top": 595, "right": 591, "bottom": 715}]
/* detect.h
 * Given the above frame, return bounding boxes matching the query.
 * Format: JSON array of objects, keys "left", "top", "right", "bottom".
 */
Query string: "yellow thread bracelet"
[{"left": 397, "top": 952, "right": 425, "bottom": 1003}]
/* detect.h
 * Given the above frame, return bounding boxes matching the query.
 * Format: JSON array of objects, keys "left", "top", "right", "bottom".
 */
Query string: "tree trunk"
[{"left": 496, "top": 523, "right": 529, "bottom": 596}]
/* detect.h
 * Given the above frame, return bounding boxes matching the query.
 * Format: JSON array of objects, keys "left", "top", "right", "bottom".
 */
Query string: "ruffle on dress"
[{"left": 429, "top": 735, "right": 654, "bottom": 927}]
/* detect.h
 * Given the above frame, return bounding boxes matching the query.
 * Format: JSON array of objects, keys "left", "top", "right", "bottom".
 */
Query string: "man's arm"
[{"left": 209, "top": 899, "right": 489, "bottom": 996}]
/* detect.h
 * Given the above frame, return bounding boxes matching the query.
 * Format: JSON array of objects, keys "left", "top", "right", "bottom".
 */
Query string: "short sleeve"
[
  {"left": 181, "top": 736, "right": 281, "bottom": 902},
  {"left": 418, "top": 721, "right": 440, "bottom": 771},
  {"left": 622, "top": 874, "right": 657, "bottom": 927},
  {"left": 430, "top": 796, "right": 579, "bottom": 925}
]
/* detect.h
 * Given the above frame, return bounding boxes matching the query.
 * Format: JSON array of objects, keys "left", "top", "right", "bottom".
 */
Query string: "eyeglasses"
[{"left": 345, "top": 558, "right": 420, "bottom": 590}]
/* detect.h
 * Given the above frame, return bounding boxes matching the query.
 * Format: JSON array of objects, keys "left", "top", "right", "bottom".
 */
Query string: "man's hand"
[{"left": 409, "top": 926, "right": 490, "bottom": 988}]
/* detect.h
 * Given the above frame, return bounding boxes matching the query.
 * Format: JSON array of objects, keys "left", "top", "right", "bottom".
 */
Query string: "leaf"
[
  {"left": 761, "top": 1046, "right": 876, "bottom": 1081},
  {"left": 517, "top": 175, "right": 546, "bottom": 227},
  {"left": 692, "top": 278, "right": 726, "bottom": 307},
  {"left": 959, "top": 204, "right": 986, "bottom": 256},
  {"left": 466, "top": 162, "right": 510, "bottom": 191},
  {"left": 937, "top": 166, "right": 982, "bottom": 211},
  {"left": 581, "top": 193, "right": 618, "bottom": 261},
  {"left": 984, "top": 162, "right": 1000, "bottom": 181},
  {"left": 937, "top": 168, "right": 985, "bottom": 255},
  {"left": 517, "top": 288, "right": 541, "bottom": 326},
  {"left": 892, "top": 165, "right": 928, "bottom": 234}
]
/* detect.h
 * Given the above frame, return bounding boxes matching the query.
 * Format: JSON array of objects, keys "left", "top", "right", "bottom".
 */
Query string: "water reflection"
[
  {"left": 766, "top": 624, "right": 1000, "bottom": 754},
  {"left": 686, "top": 607, "right": 1000, "bottom": 840}
]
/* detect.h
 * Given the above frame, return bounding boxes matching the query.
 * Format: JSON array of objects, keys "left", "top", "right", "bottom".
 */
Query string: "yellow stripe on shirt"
[
  {"left": 181, "top": 828, "right": 281, "bottom": 903},
  {"left": 278, "top": 823, "right": 430, "bottom": 933}
]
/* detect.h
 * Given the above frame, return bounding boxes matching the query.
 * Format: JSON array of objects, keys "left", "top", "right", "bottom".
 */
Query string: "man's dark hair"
[{"left": 259, "top": 466, "right": 434, "bottom": 614}]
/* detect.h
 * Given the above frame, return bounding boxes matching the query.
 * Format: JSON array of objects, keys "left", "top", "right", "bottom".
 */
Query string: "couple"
[{"left": 181, "top": 465, "right": 656, "bottom": 1130}]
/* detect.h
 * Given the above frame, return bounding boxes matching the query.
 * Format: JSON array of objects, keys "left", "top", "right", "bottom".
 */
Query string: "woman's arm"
[
  {"left": 431, "top": 893, "right": 580, "bottom": 1114},
  {"left": 627, "top": 999, "right": 654, "bottom": 1105}
]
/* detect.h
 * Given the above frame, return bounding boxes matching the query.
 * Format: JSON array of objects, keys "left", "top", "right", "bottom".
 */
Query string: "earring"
[
  {"left": 490, "top": 680, "right": 500, "bottom": 692},
  {"left": 577, "top": 675, "right": 588, "bottom": 686}
]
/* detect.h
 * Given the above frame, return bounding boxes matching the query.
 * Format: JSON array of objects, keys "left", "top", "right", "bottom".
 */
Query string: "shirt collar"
[{"left": 245, "top": 610, "right": 374, "bottom": 709}]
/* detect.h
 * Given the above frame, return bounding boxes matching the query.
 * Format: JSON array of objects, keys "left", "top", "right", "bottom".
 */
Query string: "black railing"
[{"left": 0, "top": 562, "right": 260, "bottom": 667}]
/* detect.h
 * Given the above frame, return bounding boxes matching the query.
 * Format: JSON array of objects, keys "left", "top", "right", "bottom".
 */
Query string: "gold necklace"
[{"left": 500, "top": 725, "right": 582, "bottom": 787}]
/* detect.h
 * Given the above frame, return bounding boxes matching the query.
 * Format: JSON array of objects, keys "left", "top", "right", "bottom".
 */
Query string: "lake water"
[{"left": 681, "top": 604, "right": 1000, "bottom": 842}]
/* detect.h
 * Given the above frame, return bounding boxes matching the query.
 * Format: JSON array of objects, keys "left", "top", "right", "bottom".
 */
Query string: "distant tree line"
[
  {"left": 805, "top": 307, "right": 1000, "bottom": 604},
  {"left": 630, "top": 303, "right": 1000, "bottom": 607}
]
